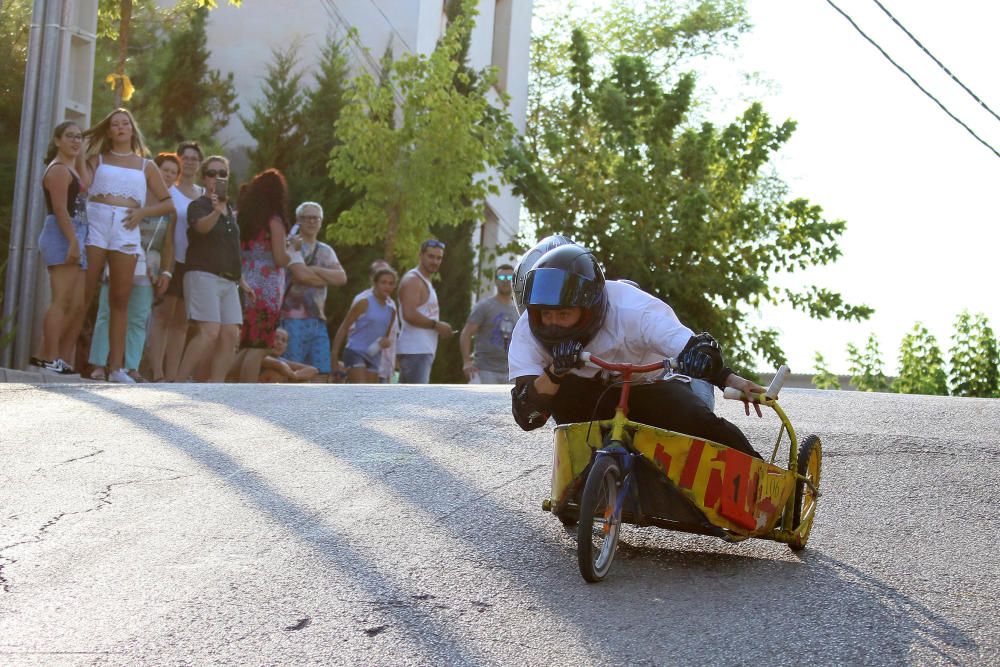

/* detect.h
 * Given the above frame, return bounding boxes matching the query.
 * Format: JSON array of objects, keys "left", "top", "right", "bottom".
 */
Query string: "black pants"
[{"left": 551, "top": 375, "right": 761, "bottom": 459}]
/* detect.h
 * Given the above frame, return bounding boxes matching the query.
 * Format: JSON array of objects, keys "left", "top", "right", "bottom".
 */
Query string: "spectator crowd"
[{"left": 30, "top": 108, "right": 519, "bottom": 385}]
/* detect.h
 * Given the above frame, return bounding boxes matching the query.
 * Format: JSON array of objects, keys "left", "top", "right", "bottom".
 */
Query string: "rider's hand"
[
  {"left": 550, "top": 340, "right": 583, "bottom": 376},
  {"left": 726, "top": 374, "right": 766, "bottom": 417},
  {"left": 678, "top": 333, "right": 721, "bottom": 379}
]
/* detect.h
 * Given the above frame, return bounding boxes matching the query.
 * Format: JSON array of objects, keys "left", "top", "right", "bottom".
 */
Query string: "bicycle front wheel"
[{"left": 577, "top": 455, "right": 623, "bottom": 583}]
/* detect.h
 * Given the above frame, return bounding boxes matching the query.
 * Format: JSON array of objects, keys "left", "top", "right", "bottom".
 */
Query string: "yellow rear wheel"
[{"left": 789, "top": 434, "right": 822, "bottom": 551}]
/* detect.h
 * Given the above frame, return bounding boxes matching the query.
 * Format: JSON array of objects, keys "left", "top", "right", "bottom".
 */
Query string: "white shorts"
[
  {"left": 85, "top": 202, "right": 142, "bottom": 255},
  {"left": 184, "top": 270, "right": 243, "bottom": 325}
]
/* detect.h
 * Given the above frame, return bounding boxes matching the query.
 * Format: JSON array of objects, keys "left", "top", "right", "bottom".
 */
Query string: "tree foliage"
[
  {"left": 90, "top": 1, "right": 237, "bottom": 150},
  {"left": 893, "top": 322, "right": 947, "bottom": 396},
  {"left": 811, "top": 352, "right": 840, "bottom": 390},
  {"left": 510, "top": 1, "right": 871, "bottom": 373},
  {"left": 329, "top": 0, "right": 516, "bottom": 264},
  {"left": 847, "top": 334, "right": 889, "bottom": 393},
  {"left": 241, "top": 44, "right": 306, "bottom": 177},
  {"left": 948, "top": 311, "right": 999, "bottom": 398}
]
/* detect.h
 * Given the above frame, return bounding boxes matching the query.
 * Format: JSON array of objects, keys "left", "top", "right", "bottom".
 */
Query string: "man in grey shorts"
[{"left": 460, "top": 264, "right": 519, "bottom": 384}]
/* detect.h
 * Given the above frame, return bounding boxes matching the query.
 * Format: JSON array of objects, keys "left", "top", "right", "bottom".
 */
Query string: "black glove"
[
  {"left": 550, "top": 340, "right": 583, "bottom": 376},
  {"left": 678, "top": 333, "right": 723, "bottom": 381}
]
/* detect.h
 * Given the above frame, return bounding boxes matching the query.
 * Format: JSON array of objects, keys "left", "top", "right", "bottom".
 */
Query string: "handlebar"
[{"left": 579, "top": 351, "right": 671, "bottom": 374}]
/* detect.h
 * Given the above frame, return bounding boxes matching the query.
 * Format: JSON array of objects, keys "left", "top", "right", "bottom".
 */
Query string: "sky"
[
  {"left": 544, "top": 0, "right": 1000, "bottom": 375},
  {"left": 706, "top": 0, "right": 1000, "bottom": 374}
]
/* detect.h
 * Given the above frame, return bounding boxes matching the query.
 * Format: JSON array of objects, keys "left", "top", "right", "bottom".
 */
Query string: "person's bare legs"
[
  {"left": 58, "top": 275, "right": 87, "bottom": 364},
  {"left": 40, "top": 265, "right": 80, "bottom": 361},
  {"left": 176, "top": 321, "right": 220, "bottom": 382},
  {"left": 105, "top": 251, "right": 138, "bottom": 371},
  {"left": 237, "top": 347, "right": 268, "bottom": 383},
  {"left": 164, "top": 296, "right": 189, "bottom": 380},
  {"left": 346, "top": 367, "right": 378, "bottom": 384},
  {"left": 208, "top": 324, "right": 240, "bottom": 382},
  {"left": 146, "top": 296, "right": 174, "bottom": 380}
]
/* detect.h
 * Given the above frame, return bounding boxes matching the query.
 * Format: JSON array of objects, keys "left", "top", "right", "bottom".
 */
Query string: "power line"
[
  {"left": 823, "top": 0, "right": 1000, "bottom": 160},
  {"left": 871, "top": 0, "right": 1000, "bottom": 125}
]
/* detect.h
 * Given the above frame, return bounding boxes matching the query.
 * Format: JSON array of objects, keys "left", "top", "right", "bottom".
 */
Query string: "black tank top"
[{"left": 43, "top": 164, "right": 82, "bottom": 217}]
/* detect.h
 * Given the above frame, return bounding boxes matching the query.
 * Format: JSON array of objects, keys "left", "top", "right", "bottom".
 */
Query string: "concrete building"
[{"left": 195, "top": 0, "right": 532, "bottom": 266}]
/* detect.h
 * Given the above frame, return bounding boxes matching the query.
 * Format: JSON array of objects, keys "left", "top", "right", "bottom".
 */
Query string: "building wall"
[{"left": 193, "top": 0, "right": 531, "bottom": 259}]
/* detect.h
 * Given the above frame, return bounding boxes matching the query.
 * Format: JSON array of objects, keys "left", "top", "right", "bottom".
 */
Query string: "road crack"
[{"left": 0, "top": 474, "right": 194, "bottom": 593}]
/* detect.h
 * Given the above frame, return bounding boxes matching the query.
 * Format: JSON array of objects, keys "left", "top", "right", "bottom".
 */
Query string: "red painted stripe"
[{"left": 679, "top": 439, "right": 705, "bottom": 489}]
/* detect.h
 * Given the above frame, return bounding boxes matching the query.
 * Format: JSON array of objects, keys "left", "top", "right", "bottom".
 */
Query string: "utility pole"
[{"left": 1, "top": 1, "right": 98, "bottom": 369}]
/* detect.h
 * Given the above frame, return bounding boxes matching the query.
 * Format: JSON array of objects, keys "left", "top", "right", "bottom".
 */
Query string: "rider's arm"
[{"left": 511, "top": 375, "right": 559, "bottom": 431}]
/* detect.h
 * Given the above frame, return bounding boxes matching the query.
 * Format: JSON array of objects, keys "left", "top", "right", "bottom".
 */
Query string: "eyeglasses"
[
  {"left": 421, "top": 239, "right": 446, "bottom": 251},
  {"left": 496, "top": 274, "right": 514, "bottom": 281},
  {"left": 63, "top": 133, "right": 83, "bottom": 141},
  {"left": 204, "top": 169, "right": 228, "bottom": 178}
]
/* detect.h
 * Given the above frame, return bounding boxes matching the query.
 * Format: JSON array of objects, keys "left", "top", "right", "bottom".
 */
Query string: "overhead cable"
[
  {"left": 823, "top": 0, "right": 1000, "bottom": 160},
  {"left": 871, "top": 0, "right": 1000, "bottom": 125}
]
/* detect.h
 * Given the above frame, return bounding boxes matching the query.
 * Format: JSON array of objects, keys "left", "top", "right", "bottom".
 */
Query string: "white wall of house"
[{"left": 193, "top": 0, "right": 532, "bottom": 263}]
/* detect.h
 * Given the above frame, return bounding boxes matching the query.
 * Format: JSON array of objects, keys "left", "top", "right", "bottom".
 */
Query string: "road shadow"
[{"left": 37, "top": 384, "right": 982, "bottom": 664}]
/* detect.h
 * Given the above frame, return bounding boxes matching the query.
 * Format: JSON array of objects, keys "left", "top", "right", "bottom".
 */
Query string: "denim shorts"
[
  {"left": 86, "top": 201, "right": 141, "bottom": 255},
  {"left": 343, "top": 347, "right": 379, "bottom": 372},
  {"left": 38, "top": 215, "right": 88, "bottom": 269}
]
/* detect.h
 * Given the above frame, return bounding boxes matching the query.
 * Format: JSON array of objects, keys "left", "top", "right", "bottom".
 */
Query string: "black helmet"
[
  {"left": 512, "top": 234, "right": 576, "bottom": 314},
  {"left": 523, "top": 245, "right": 608, "bottom": 347}
]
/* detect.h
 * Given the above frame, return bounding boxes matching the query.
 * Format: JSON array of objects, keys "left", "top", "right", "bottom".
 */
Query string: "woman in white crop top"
[{"left": 80, "top": 108, "right": 174, "bottom": 383}]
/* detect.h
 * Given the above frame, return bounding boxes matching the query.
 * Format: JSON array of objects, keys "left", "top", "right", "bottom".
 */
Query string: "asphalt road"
[{"left": 1, "top": 383, "right": 997, "bottom": 666}]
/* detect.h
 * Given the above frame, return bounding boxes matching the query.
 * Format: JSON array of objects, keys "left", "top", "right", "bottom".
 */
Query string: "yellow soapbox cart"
[{"left": 541, "top": 353, "right": 822, "bottom": 582}]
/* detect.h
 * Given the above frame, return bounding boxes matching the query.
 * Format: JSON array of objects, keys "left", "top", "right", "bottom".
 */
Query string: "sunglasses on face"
[
  {"left": 204, "top": 169, "right": 228, "bottom": 178},
  {"left": 496, "top": 274, "right": 514, "bottom": 281},
  {"left": 421, "top": 240, "right": 446, "bottom": 251}
]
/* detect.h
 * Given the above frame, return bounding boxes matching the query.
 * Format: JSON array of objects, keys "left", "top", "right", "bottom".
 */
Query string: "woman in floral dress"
[{"left": 233, "top": 169, "right": 300, "bottom": 382}]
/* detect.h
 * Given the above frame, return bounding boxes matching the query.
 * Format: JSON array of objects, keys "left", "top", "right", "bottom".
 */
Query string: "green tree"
[
  {"left": 893, "top": 322, "right": 948, "bottom": 396},
  {"left": 847, "top": 334, "right": 889, "bottom": 393},
  {"left": 948, "top": 311, "right": 999, "bottom": 398},
  {"left": 241, "top": 43, "right": 306, "bottom": 177},
  {"left": 509, "top": 1, "right": 871, "bottom": 373},
  {"left": 291, "top": 35, "right": 353, "bottom": 217},
  {"left": 329, "top": 0, "right": 516, "bottom": 264},
  {"left": 811, "top": 352, "right": 840, "bottom": 390}
]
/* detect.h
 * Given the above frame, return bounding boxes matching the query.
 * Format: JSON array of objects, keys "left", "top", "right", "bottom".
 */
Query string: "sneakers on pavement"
[
  {"left": 41, "top": 358, "right": 77, "bottom": 375},
  {"left": 107, "top": 368, "right": 136, "bottom": 384}
]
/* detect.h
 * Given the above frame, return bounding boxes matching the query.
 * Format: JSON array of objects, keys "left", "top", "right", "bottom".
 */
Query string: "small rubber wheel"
[
  {"left": 577, "top": 456, "right": 623, "bottom": 582},
  {"left": 789, "top": 434, "right": 822, "bottom": 551},
  {"left": 555, "top": 507, "right": 578, "bottom": 526}
]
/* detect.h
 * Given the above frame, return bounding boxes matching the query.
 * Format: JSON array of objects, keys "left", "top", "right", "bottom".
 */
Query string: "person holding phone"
[{"left": 174, "top": 155, "right": 247, "bottom": 382}]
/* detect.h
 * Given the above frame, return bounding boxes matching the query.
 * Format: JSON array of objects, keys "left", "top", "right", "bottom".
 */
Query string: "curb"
[{"left": 0, "top": 367, "right": 99, "bottom": 384}]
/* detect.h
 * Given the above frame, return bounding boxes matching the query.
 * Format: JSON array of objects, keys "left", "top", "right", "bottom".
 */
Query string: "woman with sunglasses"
[
  {"left": 174, "top": 156, "right": 248, "bottom": 382},
  {"left": 33, "top": 121, "right": 91, "bottom": 374}
]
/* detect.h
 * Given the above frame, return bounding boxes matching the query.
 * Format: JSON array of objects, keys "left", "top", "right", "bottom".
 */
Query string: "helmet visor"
[{"left": 524, "top": 268, "right": 599, "bottom": 308}]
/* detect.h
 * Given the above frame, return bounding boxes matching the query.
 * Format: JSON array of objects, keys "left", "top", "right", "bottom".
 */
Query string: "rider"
[{"left": 508, "top": 244, "right": 764, "bottom": 459}]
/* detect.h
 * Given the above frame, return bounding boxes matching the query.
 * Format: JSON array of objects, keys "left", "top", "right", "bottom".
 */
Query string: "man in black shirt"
[{"left": 175, "top": 155, "right": 247, "bottom": 382}]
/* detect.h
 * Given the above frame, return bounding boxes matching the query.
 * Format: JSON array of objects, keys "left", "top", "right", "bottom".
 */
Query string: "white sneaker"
[{"left": 108, "top": 368, "right": 136, "bottom": 384}]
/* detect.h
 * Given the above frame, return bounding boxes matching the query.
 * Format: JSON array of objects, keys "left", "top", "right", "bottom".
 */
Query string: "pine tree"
[
  {"left": 847, "top": 334, "right": 889, "bottom": 392},
  {"left": 811, "top": 352, "right": 840, "bottom": 390},
  {"left": 949, "top": 311, "right": 999, "bottom": 398},
  {"left": 154, "top": 7, "right": 238, "bottom": 145},
  {"left": 241, "top": 44, "right": 306, "bottom": 176},
  {"left": 893, "top": 323, "right": 948, "bottom": 395},
  {"left": 290, "top": 35, "right": 353, "bottom": 217}
]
